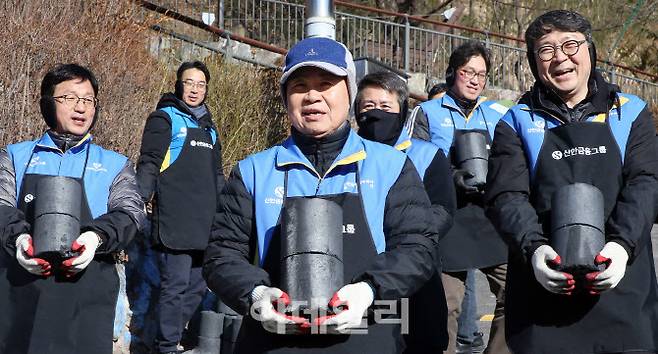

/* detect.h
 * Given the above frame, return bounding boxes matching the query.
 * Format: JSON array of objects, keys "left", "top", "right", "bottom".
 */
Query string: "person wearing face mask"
[
  {"left": 485, "top": 10, "right": 658, "bottom": 354},
  {"left": 409, "top": 41, "right": 511, "bottom": 354},
  {"left": 136, "top": 61, "right": 225, "bottom": 354},
  {"left": 354, "top": 71, "right": 454, "bottom": 353},
  {"left": 202, "top": 37, "right": 439, "bottom": 353},
  {"left": 0, "top": 63, "right": 145, "bottom": 354}
]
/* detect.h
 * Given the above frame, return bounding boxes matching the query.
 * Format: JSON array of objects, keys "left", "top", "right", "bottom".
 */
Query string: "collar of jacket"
[
  {"left": 522, "top": 70, "right": 618, "bottom": 122},
  {"left": 276, "top": 128, "right": 367, "bottom": 178},
  {"left": 35, "top": 131, "right": 92, "bottom": 154},
  {"left": 393, "top": 128, "right": 412, "bottom": 152},
  {"left": 440, "top": 93, "right": 488, "bottom": 120},
  {"left": 157, "top": 92, "right": 214, "bottom": 128}
]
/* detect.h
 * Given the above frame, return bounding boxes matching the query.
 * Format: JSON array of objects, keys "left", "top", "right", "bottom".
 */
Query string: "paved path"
[{"left": 473, "top": 224, "right": 658, "bottom": 346}]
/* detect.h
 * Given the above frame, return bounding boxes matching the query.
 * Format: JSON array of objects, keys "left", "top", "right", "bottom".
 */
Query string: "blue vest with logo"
[
  {"left": 159, "top": 106, "right": 217, "bottom": 172},
  {"left": 419, "top": 95, "right": 509, "bottom": 156},
  {"left": 394, "top": 129, "right": 439, "bottom": 180},
  {"left": 238, "top": 129, "right": 407, "bottom": 266},
  {"left": 7, "top": 133, "right": 128, "bottom": 218},
  {"left": 500, "top": 93, "right": 645, "bottom": 180}
]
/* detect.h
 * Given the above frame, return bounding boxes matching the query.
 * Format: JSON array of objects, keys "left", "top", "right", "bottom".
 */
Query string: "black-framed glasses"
[
  {"left": 535, "top": 39, "right": 588, "bottom": 62},
  {"left": 181, "top": 79, "right": 207, "bottom": 90},
  {"left": 459, "top": 69, "right": 487, "bottom": 82},
  {"left": 53, "top": 95, "right": 98, "bottom": 108}
]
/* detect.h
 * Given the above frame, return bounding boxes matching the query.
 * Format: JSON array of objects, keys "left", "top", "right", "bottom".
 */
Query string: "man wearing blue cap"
[{"left": 203, "top": 37, "right": 441, "bottom": 353}]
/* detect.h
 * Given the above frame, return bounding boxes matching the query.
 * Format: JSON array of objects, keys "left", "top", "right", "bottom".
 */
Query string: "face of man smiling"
[
  {"left": 285, "top": 66, "right": 350, "bottom": 138},
  {"left": 534, "top": 30, "right": 591, "bottom": 107}
]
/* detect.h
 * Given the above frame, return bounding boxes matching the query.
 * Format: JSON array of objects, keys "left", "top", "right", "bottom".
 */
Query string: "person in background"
[
  {"left": 355, "top": 71, "right": 454, "bottom": 354},
  {"left": 409, "top": 41, "right": 511, "bottom": 354},
  {"left": 203, "top": 37, "right": 439, "bottom": 353},
  {"left": 136, "top": 61, "right": 225, "bottom": 354},
  {"left": 416, "top": 80, "right": 485, "bottom": 354},
  {"left": 485, "top": 10, "right": 658, "bottom": 354},
  {"left": 0, "top": 63, "right": 145, "bottom": 354}
]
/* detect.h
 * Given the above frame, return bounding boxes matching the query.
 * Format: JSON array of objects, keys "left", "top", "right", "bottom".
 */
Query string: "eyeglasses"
[
  {"left": 182, "top": 80, "right": 207, "bottom": 90},
  {"left": 459, "top": 69, "right": 487, "bottom": 82},
  {"left": 535, "top": 39, "right": 588, "bottom": 62},
  {"left": 53, "top": 95, "right": 98, "bottom": 108}
]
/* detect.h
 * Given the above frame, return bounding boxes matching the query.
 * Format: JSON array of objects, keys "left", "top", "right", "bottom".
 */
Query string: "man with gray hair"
[{"left": 355, "top": 70, "right": 454, "bottom": 353}]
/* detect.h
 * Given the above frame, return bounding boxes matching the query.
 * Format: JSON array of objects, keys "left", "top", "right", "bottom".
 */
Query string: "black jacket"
[
  {"left": 486, "top": 72, "right": 658, "bottom": 263},
  {"left": 135, "top": 93, "right": 225, "bottom": 204},
  {"left": 485, "top": 72, "right": 658, "bottom": 353},
  {"left": 203, "top": 133, "right": 440, "bottom": 316}
]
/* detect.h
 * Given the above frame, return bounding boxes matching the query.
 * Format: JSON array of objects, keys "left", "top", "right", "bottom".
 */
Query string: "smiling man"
[
  {"left": 136, "top": 61, "right": 225, "bottom": 354},
  {"left": 0, "top": 63, "right": 145, "bottom": 354},
  {"left": 408, "top": 41, "right": 511, "bottom": 354},
  {"left": 203, "top": 37, "right": 439, "bottom": 353},
  {"left": 485, "top": 10, "right": 658, "bottom": 354}
]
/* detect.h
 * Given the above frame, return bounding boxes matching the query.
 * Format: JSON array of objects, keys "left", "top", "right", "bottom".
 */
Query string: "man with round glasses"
[
  {"left": 486, "top": 10, "right": 658, "bottom": 354},
  {"left": 136, "top": 61, "right": 225, "bottom": 354},
  {"left": 0, "top": 63, "right": 145, "bottom": 353},
  {"left": 408, "top": 41, "right": 511, "bottom": 354}
]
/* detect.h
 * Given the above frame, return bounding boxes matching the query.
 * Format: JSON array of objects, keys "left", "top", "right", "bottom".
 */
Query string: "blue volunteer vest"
[
  {"left": 238, "top": 129, "right": 407, "bottom": 266},
  {"left": 393, "top": 129, "right": 439, "bottom": 180},
  {"left": 158, "top": 106, "right": 217, "bottom": 172},
  {"left": 500, "top": 93, "right": 645, "bottom": 180},
  {"left": 419, "top": 95, "right": 508, "bottom": 156},
  {"left": 7, "top": 132, "right": 128, "bottom": 218}
]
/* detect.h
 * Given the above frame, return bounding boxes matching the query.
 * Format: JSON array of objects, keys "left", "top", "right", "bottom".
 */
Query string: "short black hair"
[
  {"left": 176, "top": 61, "right": 211, "bottom": 83},
  {"left": 40, "top": 63, "right": 99, "bottom": 97},
  {"left": 525, "top": 10, "right": 593, "bottom": 52},
  {"left": 446, "top": 41, "right": 491, "bottom": 87},
  {"left": 428, "top": 82, "right": 449, "bottom": 100},
  {"left": 355, "top": 71, "right": 408, "bottom": 114},
  {"left": 524, "top": 10, "right": 594, "bottom": 80}
]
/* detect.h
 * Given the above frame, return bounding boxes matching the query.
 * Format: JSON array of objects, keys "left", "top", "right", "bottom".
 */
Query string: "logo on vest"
[
  {"left": 360, "top": 179, "right": 374, "bottom": 189},
  {"left": 527, "top": 120, "right": 545, "bottom": 134},
  {"left": 24, "top": 194, "right": 34, "bottom": 203},
  {"left": 86, "top": 162, "right": 108, "bottom": 172},
  {"left": 28, "top": 156, "right": 46, "bottom": 168},
  {"left": 440, "top": 118, "right": 453, "bottom": 127},
  {"left": 343, "top": 181, "right": 357, "bottom": 192},
  {"left": 552, "top": 145, "right": 607, "bottom": 160},
  {"left": 190, "top": 140, "right": 213, "bottom": 149},
  {"left": 176, "top": 127, "right": 187, "bottom": 139},
  {"left": 342, "top": 224, "right": 356, "bottom": 234},
  {"left": 265, "top": 186, "right": 284, "bottom": 205}
]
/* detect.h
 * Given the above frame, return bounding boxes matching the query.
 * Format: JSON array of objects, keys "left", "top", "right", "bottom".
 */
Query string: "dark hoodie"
[
  {"left": 135, "top": 93, "right": 224, "bottom": 203},
  {"left": 291, "top": 121, "right": 351, "bottom": 177}
]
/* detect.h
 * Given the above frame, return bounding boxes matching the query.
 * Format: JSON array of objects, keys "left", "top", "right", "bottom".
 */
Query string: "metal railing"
[{"left": 140, "top": 0, "right": 658, "bottom": 104}]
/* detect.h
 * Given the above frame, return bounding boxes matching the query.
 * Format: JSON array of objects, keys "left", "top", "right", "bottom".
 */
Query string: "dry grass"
[
  {"left": 204, "top": 58, "right": 288, "bottom": 172},
  {"left": 0, "top": 0, "right": 167, "bottom": 160}
]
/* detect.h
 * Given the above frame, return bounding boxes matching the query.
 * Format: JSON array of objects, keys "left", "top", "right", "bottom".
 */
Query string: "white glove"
[
  {"left": 321, "top": 282, "right": 374, "bottom": 333},
  {"left": 15, "top": 234, "right": 52, "bottom": 277},
  {"left": 586, "top": 241, "right": 629, "bottom": 294},
  {"left": 61, "top": 231, "right": 101, "bottom": 275},
  {"left": 531, "top": 245, "right": 575, "bottom": 295},
  {"left": 249, "top": 285, "right": 309, "bottom": 334}
]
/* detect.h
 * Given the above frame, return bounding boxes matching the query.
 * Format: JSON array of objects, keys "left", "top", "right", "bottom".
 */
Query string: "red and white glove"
[
  {"left": 531, "top": 245, "right": 575, "bottom": 295},
  {"left": 15, "top": 234, "right": 51, "bottom": 277},
  {"left": 250, "top": 285, "right": 309, "bottom": 334},
  {"left": 61, "top": 231, "right": 101, "bottom": 276},
  {"left": 585, "top": 241, "right": 629, "bottom": 295},
  {"left": 320, "top": 282, "right": 374, "bottom": 333}
]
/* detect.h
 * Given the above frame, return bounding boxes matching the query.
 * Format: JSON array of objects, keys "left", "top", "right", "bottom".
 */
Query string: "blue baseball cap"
[{"left": 280, "top": 37, "right": 357, "bottom": 107}]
